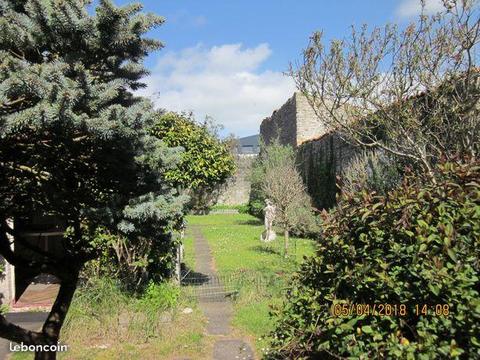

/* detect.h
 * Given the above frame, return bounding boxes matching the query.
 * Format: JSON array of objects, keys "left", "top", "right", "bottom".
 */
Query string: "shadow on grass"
[
  {"left": 248, "top": 245, "right": 281, "bottom": 256},
  {"left": 235, "top": 219, "right": 263, "bottom": 226}
]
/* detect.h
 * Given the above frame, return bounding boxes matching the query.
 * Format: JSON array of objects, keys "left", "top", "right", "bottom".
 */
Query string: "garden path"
[{"left": 191, "top": 225, "right": 256, "bottom": 360}]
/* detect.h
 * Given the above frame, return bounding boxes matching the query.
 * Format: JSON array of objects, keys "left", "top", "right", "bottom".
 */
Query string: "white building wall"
[{"left": 0, "top": 220, "right": 15, "bottom": 306}]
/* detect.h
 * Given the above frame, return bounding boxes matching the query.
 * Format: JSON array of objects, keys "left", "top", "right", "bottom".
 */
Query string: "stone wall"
[
  {"left": 297, "top": 133, "right": 357, "bottom": 209},
  {"left": 295, "top": 93, "right": 327, "bottom": 145},
  {"left": 216, "top": 155, "right": 255, "bottom": 205},
  {"left": 260, "top": 94, "right": 297, "bottom": 147},
  {"left": 260, "top": 92, "right": 359, "bottom": 210},
  {"left": 260, "top": 92, "right": 327, "bottom": 147}
]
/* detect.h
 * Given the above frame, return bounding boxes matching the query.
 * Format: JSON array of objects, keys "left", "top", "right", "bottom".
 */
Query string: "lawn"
[
  {"left": 186, "top": 212, "right": 317, "bottom": 352},
  {"left": 186, "top": 213, "right": 315, "bottom": 272}
]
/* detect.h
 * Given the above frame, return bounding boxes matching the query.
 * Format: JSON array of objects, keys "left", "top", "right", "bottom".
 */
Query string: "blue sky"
[{"left": 112, "top": 0, "right": 445, "bottom": 137}]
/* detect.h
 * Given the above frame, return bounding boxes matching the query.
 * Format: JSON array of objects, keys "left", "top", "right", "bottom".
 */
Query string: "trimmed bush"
[{"left": 267, "top": 162, "right": 480, "bottom": 359}]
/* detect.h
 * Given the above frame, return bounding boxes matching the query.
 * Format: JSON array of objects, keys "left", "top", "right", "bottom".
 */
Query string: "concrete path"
[
  {"left": 0, "top": 312, "right": 48, "bottom": 360},
  {"left": 13, "top": 283, "right": 59, "bottom": 309},
  {"left": 191, "top": 226, "right": 255, "bottom": 360}
]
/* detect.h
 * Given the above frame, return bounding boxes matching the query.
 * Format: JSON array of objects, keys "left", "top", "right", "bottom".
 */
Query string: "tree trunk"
[
  {"left": 34, "top": 273, "right": 79, "bottom": 360},
  {"left": 284, "top": 229, "right": 289, "bottom": 258}
]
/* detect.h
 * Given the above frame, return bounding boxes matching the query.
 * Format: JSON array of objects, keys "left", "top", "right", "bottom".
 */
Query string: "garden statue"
[{"left": 261, "top": 199, "right": 277, "bottom": 242}]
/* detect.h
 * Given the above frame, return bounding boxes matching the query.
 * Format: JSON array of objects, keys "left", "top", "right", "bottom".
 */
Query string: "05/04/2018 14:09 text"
[{"left": 331, "top": 303, "right": 450, "bottom": 317}]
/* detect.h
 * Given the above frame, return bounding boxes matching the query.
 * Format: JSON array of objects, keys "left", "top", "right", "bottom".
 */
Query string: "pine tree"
[{"left": 0, "top": 1, "right": 184, "bottom": 358}]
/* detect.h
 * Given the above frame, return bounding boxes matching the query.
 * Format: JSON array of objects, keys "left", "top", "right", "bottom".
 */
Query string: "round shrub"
[{"left": 267, "top": 162, "right": 480, "bottom": 359}]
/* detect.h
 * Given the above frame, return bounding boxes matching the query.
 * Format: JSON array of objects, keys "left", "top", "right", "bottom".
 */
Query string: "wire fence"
[{"left": 180, "top": 269, "right": 283, "bottom": 301}]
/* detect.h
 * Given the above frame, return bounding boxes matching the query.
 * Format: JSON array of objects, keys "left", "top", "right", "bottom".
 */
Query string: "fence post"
[{"left": 175, "top": 225, "right": 185, "bottom": 285}]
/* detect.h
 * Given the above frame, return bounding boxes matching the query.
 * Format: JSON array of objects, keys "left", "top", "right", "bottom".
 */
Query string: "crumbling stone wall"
[
  {"left": 295, "top": 93, "right": 327, "bottom": 145},
  {"left": 260, "top": 95, "right": 297, "bottom": 147},
  {"left": 260, "top": 92, "right": 327, "bottom": 146},
  {"left": 260, "top": 92, "right": 358, "bottom": 209}
]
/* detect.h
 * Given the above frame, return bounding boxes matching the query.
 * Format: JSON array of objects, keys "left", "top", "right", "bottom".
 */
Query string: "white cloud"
[
  {"left": 396, "top": 0, "right": 445, "bottom": 17},
  {"left": 138, "top": 43, "right": 296, "bottom": 137}
]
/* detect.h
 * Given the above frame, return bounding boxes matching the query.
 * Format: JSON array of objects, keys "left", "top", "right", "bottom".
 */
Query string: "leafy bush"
[
  {"left": 151, "top": 112, "right": 236, "bottom": 214},
  {"left": 268, "top": 161, "right": 480, "bottom": 359},
  {"left": 82, "top": 228, "right": 176, "bottom": 291},
  {"left": 151, "top": 112, "right": 236, "bottom": 190},
  {"left": 0, "top": 305, "right": 8, "bottom": 315}
]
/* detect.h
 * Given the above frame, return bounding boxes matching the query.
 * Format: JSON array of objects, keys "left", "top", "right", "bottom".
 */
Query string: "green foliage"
[
  {"left": 138, "top": 281, "right": 180, "bottom": 312},
  {"left": 248, "top": 141, "right": 296, "bottom": 217},
  {"left": 268, "top": 161, "right": 480, "bottom": 359},
  {"left": 82, "top": 228, "right": 177, "bottom": 290},
  {"left": 249, "top": 141, "right": 319, "bottom": 237},
  {"left": 0, "top": 0, "right": 185, "bottom": 277},
  {"left": 0, "top": 304, "right": 8, "bottom": 315},
  {"left": 0, "top": 0, "right": 186, "bottom": 346},
  {"left": 151, "top": 112, "right": 236, "bottom": 189}
]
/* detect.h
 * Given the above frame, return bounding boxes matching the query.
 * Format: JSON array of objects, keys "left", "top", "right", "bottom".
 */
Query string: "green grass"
[
  {"left": 182, "top": 229, "right": 196, "bottom": 270},
  {"left": 11, "top": 353, "right": 31, "bottom": 360},
  {"left": 187, "top": 213, "right": 315, "bottom": 273},
  {"left": 186, "top": 213, "right": 316, "bottom": 351}
]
